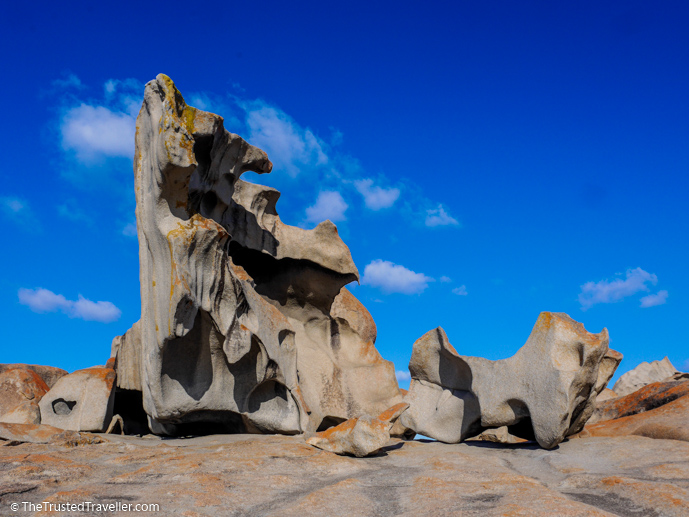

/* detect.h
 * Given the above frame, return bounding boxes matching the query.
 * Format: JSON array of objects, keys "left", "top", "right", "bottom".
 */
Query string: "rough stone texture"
[
  {"left": 114, "top": 74, "right": 401, "bottom": 436},
  {"left": 401, "top": 312, "right": 616, "bottom": 449},
  {"left": 39, "top": 367, "right": 116, "bottom": 432},
  {"left": 0, "top": 364, "right": 68, "bottom": 389},
  {"left": 0, "top": 422, "right": 93, "bottom": 444},
  {"left": 0, "top": 400, "right": 41, "bottom": 424},
  {"left": 1, "top": 434, "right": 688, "bottom": 516},
  {"left": 575, "top": 393, "right": 689, "bottom": 442},
  {"left": 110, "top": 320, "right": 141, "bottom": 391},
  {"left": 596, "top": 388, "right": 618, "bottom": 402},
  {"left": 589, "top": 379, "right": 689, "bottom": 425},
  {"left": 612, "top": 356, "right": 681, "bottom": 397},
  {"left": 306, "top": 403, "right": 408, "bottom": 457},
  {"left": 0, "top": 368, "right": 49, "bottom": 417}
]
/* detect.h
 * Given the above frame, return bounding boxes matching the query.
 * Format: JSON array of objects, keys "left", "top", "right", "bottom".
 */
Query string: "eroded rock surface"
[
  {"left": 306, "top": 403, "right": 408, "bottom": 457},
  {"left": 612, "top": 356, "right": 681, "bottom": 397},
  {"left": 0, "top": 364, "right": 67, "bottom": 389},
  {"left": 401, "top": 312, "right": 618, "bottom": 448},
  {"left": 576, "top": 392, "right": 689, "bottom": 442},
  {"left": 0, "top": 368, "right": 49, "bottom": 418},
  {"left": 113, "top": 74, "right": 401, "bottom": 436},
  {"left": 1, "top": 433, "right": 688, "bottom": 516},
  {"left": 39, "top": 367, "right": 115, "bottom": 432},
  {"left": 590, "top": 379, "right": 689, "bottom": 425}
]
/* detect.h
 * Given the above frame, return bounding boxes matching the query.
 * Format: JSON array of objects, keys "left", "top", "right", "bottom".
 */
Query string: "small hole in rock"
[{"left": 52, "top": 399, "right": 77, "bottom": 415}]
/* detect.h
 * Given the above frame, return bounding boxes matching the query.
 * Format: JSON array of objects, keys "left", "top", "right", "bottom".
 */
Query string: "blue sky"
[{"left": 1, "top": 1, "right": 687, "bottom": 387}]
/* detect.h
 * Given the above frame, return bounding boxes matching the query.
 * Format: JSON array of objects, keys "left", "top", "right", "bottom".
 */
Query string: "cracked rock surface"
[{"left": 1, "top": 434, "right": 688, "bottom": 516}]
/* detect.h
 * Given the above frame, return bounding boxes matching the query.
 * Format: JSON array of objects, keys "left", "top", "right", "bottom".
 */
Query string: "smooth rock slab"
[
  {"left": 39, "top": 367, "right": 116, "bottom": 432},
  {"left": 1, "top": 433, "right": 688, "bottom": 516},
  {"left": 575, "top": 392, "right": 689, "bottom": 442},
  {"left": 589, "top": 379, "right": 689, "bottom": 424}
]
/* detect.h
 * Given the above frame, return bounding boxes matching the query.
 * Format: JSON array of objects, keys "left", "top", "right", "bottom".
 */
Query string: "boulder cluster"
[{"left": 2, "top": 76, "right": 687, "bottom": 457}]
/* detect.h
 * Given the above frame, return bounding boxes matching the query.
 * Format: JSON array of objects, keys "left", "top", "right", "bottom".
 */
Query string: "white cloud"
[
  {"left": 362, "top": 259, "right": 433, "bottom": 295},
  {"left": 425, "top": 204, "right": 459, "bottom": 227},
  {"left": 682, "top": 359, "right": 689, "bottom": 372},
  {"left": 440, "top": 276, "right": 452, "bottom": 283},
  {"left": 61, "top": 104, "right": 136, "bottom": 163},
  {"left": 578, "top": 267, "right": 659, "bottom": 311},
  {"left": 395, "top": 370, "right": 411, "bottom": 382},
  {"left": 452, "top": 285, "right": 468, "bottom": 296},
  {"left": 18, "top": 288, "right": 121, "bottom": 323},
  {"left": 639, "top": 290, "right": 668, "bottom": 308},
  {"left": 354, "top": 179, "right": 400, "bottom": 210},
  {"left": 243, "top": 101, "right": 328, "bottom": 177},
  {"left": 305, "top": 191, "right": 348, "bottom": 223}
]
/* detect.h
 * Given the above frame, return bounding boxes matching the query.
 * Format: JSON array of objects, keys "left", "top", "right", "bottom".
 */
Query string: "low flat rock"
[
  {"left": 1, "top": 433, "right": 688, "bottom": 516},
  {"left": 576, "top": 393, "right": 689, "bottom": 442},
  {"left": 590, "top": 380, "right": 689, "bottom": 424}
]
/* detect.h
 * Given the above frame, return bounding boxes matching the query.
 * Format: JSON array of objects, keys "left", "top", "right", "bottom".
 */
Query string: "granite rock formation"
[
  {"left": 0, "top": 368, "right": 49, "bottom": 421},
  {"left": 38, "top": 367, "right": 116, "bottom": 432},
  {"left": 112, "top": 74, "right": 402, "bottom": 436},
  {"left": 306, "top": 402, "right": 408, "bottom": 457},
  {"left": 0, "top": 364, "right": 67, "bottom": 389},
  {"left": 612, "top": 356, "right": 682, "bottom": 397},
  {"left": 400, "top": 312, "right": 618, "bottom": 448},
  {"left": 588, "top": 379, "right": 689, "bottom": 425}
]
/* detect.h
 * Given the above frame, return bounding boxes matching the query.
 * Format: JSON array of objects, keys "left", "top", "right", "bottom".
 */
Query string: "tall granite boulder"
[
  {"left": 400, "top": 312, "right": 618, "bottom": 448},
  {"left": 112, "top": 75, "right": 402, "bottom": 436},
  {"left": 612, "top": 357, "right": 682, "bottom": 397}
]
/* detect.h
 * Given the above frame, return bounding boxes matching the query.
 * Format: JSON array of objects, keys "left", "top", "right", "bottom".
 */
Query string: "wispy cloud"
[
  {"left": 122, "top": 221, "right": 137, "bottom": 237},
  {"left": 52, "top": 73, "right": 84, "bottom": 91},
  {"left": 639, "top": 290, "right": 668, "bottom": 308},
  {"left": 305, "top": 191, "right": 348, "bottom": 223},
  {"left": 440, "top": 276, "right": 452, "bottom": 283},
  {"left": 578, "top": 267, "right": 662, "bottom": 311},
  {"left": 18, "top": 288, "right": 121, "bottom": 323},
  {"left": 1, "top": 196, "right": 41, "bottom": 230},
  {"left": 354, "top": 179, "right": 400, "bottom": 210},
  {"left": 362, "top": 259, "right": 433, "bottom": 295},
  {"left": 57, "top": 200, "right": 92, "bottom": 226},
  {"left": 425, "top": 204, "right": 460, "bottom": 227},
  {"left": 452, "top": 285, "right": 468, "bottom": 296},
  {"left": 395, "top": 370, "right": 411, "bottom": 382},
  {"left": 243, "top": 101, "right": 328, "bottom": 177}
]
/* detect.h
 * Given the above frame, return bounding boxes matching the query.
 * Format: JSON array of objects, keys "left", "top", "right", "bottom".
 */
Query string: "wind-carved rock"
[
  {"left": 112, "top": 75, "right": 402, "bottom": 435},
  {"left": 400, "top": 312, "right": 619, "bottom": 448}
]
